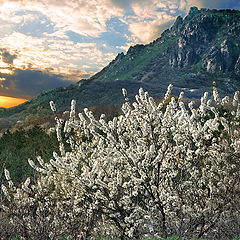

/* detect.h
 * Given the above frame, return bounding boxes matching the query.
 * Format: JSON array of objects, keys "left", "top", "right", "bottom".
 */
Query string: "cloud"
[
  {"left": 126, "top": 0, "right": 176, "bottom": 43},
  {"left": 0, "top": 48, "right": 17, "bottom": 64},
  {"left": 110, "top": 0, "right": 132, "bottom": 10},
  {"left": 0, "top": 0, "right": 124, "bottom": 37},
  {"left": 0, "top": 69, "right": 76, "bottom": 99},
  {"left": 0, "top": 1, "right": 122, "bottom": 82},
  {"left": 0, "top": 31, "right": 111, "bottom": 78},
  {"left": 129, "top": 18, "right": 174, "bottom": 43},
  {"left": 183, "top": 0, "right": 214, "bottom": 10},
  {"left": 43, "top": 29, "right": 69, "bottom": 39},
  {"left": 116, "top": 42, "right": 135, "bottom": 52}
]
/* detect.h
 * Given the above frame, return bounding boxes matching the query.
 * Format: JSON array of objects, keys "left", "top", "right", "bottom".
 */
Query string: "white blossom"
[
  {"left": 2, "top": 84, "right": 240, "bottom": 240},
  {"left": 49, "top": 100, "right": 56, "bottom": 112}
]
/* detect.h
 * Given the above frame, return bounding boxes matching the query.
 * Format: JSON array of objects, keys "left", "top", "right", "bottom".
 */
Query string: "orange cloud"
[
  {"left": 129, "top": 17, "right": 175, "bottom": 43},
  {"left": 0, "top": 95, "right": 28, "bottom": 108}
]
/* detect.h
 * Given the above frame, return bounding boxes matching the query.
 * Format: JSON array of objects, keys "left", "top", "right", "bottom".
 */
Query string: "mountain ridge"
[{"left": 0, "top": 7, "right": 240, "bottom": 126}]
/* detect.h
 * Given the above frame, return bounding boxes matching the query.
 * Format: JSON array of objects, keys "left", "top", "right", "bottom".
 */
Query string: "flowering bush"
[{"left": 1, "top": 85, "right": 240, "bottom": 239}]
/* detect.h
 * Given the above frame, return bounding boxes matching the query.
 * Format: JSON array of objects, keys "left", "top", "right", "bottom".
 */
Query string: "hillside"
[{"left": 0, "top": 7, "right": 240, "bottom": 127}]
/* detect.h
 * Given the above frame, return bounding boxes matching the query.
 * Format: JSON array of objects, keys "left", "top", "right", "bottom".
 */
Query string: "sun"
[{"left": 0, "top": 96, "right": 28, "bottom": 108}]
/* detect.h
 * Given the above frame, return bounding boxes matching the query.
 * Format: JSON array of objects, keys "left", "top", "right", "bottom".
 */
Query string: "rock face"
[
  {"left": 168, "top": 8, "right": 240, "bottom": 74},
  {"left": 1, "top": 7, "right": 240, "bottom": 120}
]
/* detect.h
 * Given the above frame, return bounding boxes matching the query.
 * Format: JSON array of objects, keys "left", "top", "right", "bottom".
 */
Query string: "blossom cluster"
[{"left": 1, "top": 85, "right": 240, "bottom": 239}]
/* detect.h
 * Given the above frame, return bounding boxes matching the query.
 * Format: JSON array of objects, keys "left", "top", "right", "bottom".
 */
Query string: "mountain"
[{"left": 1, "top": 7, "right": 240, "bottom": 126}]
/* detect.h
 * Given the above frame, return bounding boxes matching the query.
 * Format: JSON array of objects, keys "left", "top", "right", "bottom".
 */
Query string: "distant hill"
[{"left": 1, "top": 7, "right": 240, "bottom": 126}]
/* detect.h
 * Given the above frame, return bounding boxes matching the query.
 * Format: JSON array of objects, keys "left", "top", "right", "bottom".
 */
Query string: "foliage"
[
  {"left": 9, "top": 237, "right": 240, "bottom": 240},
  {"left": 0, "top": 125, "right": 59, "bottom": 185},
  {"left": 1, "top": 85, "right": 240, "bottom": 239}
]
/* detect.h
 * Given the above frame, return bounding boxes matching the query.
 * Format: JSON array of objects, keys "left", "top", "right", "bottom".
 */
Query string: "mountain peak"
[{"left": 189, "top": 6, "right": 200, "bottom": 16}]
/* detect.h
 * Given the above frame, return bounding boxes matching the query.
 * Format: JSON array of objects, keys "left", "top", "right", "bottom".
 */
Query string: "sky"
[{"left": 0, "top": 0, "right": 239, "bottom": 108}]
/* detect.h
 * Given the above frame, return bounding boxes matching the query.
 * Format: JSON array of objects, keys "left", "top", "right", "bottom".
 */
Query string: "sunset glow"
[{"left": 0, "top": 96, "right": 28, "bottom": 108}]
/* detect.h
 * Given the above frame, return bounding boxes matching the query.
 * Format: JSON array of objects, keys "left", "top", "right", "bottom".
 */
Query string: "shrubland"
[
  {"left": 0, "top": 125, "right": 59, "bottom": 185},
  {"left": 1, "top": 85, "right": 239, "bottom": 240}
]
